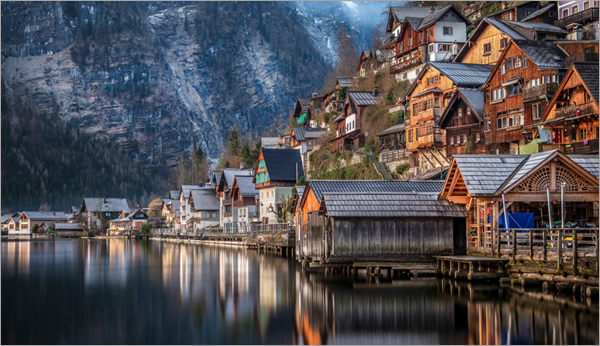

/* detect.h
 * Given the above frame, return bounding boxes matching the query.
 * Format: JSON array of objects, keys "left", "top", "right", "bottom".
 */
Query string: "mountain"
[{"left": 2, "top": 1, "right": 397, "bottom": 167}]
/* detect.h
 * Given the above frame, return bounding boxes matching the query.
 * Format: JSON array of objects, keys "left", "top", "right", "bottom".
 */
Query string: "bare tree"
[{"left": 335, "top": 26, "right": 358, "bottom": 77}]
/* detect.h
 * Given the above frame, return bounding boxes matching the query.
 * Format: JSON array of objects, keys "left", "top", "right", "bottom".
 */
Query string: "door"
[
  {"left": 453, "top": 217, "right": 467, "bottom": 255},
  {"left": 552, "top": 129, "right": 563, "bottom": 143}
]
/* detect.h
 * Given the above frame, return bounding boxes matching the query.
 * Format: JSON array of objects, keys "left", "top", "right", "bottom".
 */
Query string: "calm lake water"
[{"left": 2, "top": 239, "right": 598, "bottom": 345}]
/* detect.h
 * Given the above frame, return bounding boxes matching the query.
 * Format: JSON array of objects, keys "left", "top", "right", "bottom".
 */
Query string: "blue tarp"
[{"left": 497, "top": 212, "right": 535, "bottom": 231}]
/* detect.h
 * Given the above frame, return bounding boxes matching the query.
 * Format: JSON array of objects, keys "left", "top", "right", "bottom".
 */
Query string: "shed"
[{"left": 303, "top": 192, "right": 467, "bottom": 263}]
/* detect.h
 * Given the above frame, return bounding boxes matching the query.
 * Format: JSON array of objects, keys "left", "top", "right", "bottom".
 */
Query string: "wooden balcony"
[
  {"left": 554, "top": 7, "right": 599, "bottom": 28},
  {"left": 565, "top": 138, "right": 599, "bottom": 154},
  {"left": 380, "top": 149, "right": 407, "bottom": 163},
  {"left": 417, "top": 133, "right": 445, "bottom": 147},
  {"left": 224, "top": 212, "right": 232, "bottom": 218},
  {"left": 413, "top": 108, "right": 441, "bottom": 124},
  {"left": 232, "top": 200, "right": 244, "bottom": 207},
  {"left": 566, "top": 52, "right": 600, "bottom": 69},
  {"left": 390, "top": 56, "right": 422, "bottom": 74},
  {"left": 523, "top": 83, "right": 558, "bottom": 102},
  {"left": 222, "top": 198, "right": 232, "bottom": 206},
  {"left": 554, "top": 102, "right": 598, "bottom": 119}
]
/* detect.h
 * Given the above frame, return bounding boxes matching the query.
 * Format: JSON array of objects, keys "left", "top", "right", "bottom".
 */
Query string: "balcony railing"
[
  {"left": 224, "top": 212, "right": 232, "bottom": 218},
  {"left": 390, "top": 56, "right": 422, "bottom": 74},
  {"left": 222, "top": 198, "right": 232, "bottom": 206},
  {"left": 417, "top": 133, "right": 444, "bottom": 146},
  {"left": 523, "top": 83, "right": 558, "bottom": 102},
  {"left": 554, "top": 7, "right": 599, "bottom": 28},
  {"left": 413, "top": 108, "right": 441, "bottom": 124},
  {"left": 380, "top": 149, "right": 406, "bottom": 163},
  {"left": 565, "top": 138, "right": 600, "bottom": 154},
  {"left": 565, "top": 52, "right": 600, "bottom": 69},
  {"left": 554, "top": 102, "right": 597, "bottom": 119}
]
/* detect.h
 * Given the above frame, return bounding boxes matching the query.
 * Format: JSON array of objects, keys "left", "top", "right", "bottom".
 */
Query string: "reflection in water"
[{"left": 2, "top": 239, "right": 598, "bottom": 344}]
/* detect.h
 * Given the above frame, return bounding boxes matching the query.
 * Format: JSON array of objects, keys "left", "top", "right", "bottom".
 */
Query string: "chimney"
[
  {"left": 373, "top": 86, "right": 379, "bottom": 96},
  {"left": 429, "top": 7, "right": 435, "bottom": 14},
  {"left": 501, "top": 3, "right": 506, "bottom": 10},
  {"left": 312, "top": 92, "right": 318, "bottom": 98}
]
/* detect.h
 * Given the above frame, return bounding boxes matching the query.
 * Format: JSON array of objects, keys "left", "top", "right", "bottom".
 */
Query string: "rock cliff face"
[{"left": 1, "top": 1, "right": 388, "bottom": 167}]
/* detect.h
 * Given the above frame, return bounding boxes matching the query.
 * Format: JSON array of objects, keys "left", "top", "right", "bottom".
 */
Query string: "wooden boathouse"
[{"left": 295, "top": 180, "right": 467, "bottom": 265}]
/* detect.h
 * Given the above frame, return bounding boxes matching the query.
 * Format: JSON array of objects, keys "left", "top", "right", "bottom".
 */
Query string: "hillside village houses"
[
  {"left": 81, "top": 198, "right": 129, "bottom": 230},
  {"left": 216, "top": 169, "right": 254, "bottom": 230}
]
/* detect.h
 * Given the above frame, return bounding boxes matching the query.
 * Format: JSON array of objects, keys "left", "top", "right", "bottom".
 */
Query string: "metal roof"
[
  {"left": 337, "top": 76, "right": 357, "bottom": 88},
  {"left": 570, "top": 155, "right": 600, "bottom": 179},
  {"left": 21, "top": 211, "right": 69, "bottom": 221},
  {"left": 261, "top": 137, "right": 281, "bottom": 147},
  {"left": 295, "top": 186, "right": 305, "bottom": 201},
  {"left": 83, "top": 198, "right": 130, "bottom": 213},
  {"left": 190, "top": 189, "right": 220, "bottom": 211},
  {"left": 169, "top": 190, "right": 179, "bottom": 199},
  {"left": 573, "top": 62, "right": 599, "bottom": 104},
  {"left": 452, "top": 155, "right": 528, "bottom": 195},
  {"left": 261, "top": 148, "right": 304, "bottom": 182},
  {"left": 485, "top": 18, "right": 527, "bottom": 40},
  {"left": 234, "top": 176, "right": 259, "bottom": 197},
  {"left": 405, "top": 17, "right": 423, "bottom": 30},
  {"left": 307, "top": 180, "right": 445, "bottom": 203},
  {"left": 376, "top": 124, "right": 405, "bottom": 137},
  {"left": 428, "top": 62, "right": 494, "bottom": 87},
  {"left": 180, "top": 185, "right": 204, "bottom": 199},
  {"left": 223, "top": 169, "right": 253, "bottom": 188},
  {"left": 322, "top": 192, "right": 467, "bottom": 218},
  {"left": 458, "top": 88, "right": 485, "bottom": 118},
  {"left": 514, "top": 40, "right": 567, "bottom": 70},
  {"left": 297, "top": 98, "right": 311, "bottom": 112},
  {"left": 412, "top": 87, "right": 442, "bottom": 98},
  {"left": 521, "top": 3, "right": 555, "bottom": 22},
  {"left": 389, "top": 6, "right": 439, "bottom": 25},
  {"left": 293, "top": 127, "right": 327, "bottom": 141},
  {"left": 417, "top": 4, "right": 469, "bottom": 31},
  {"left": 348, "top": 91, "right": 381, "bottom": 106},
  {"left": 500, "top": 150, "right": 556, "bottom": 192},
  {"left": 503, "top": 20, "right": 567, "bottom": 34},
  {"left": 54, "top": 223, "right": 83, "bottom": 231}
]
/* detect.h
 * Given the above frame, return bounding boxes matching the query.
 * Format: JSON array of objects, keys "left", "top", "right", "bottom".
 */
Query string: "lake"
[{"left": 2, "top": 239, "right": 598, "bottom": 344}]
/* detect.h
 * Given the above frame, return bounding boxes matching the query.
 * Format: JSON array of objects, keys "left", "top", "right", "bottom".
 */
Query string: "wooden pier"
[{"left": 435, "top": 255, "right": 509, "bottom": 280}]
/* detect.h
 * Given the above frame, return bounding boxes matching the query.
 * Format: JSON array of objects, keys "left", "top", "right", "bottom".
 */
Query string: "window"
[
  {"left": 562, "top": 9, "right": 569, "bottom": 17},
  {"left": 408, "top": 37, "right": 413, "bottom": 46},
  {"left": 450, "top": 136, "right": 454, "bottom": 145},
  {"left": 476, "top": 133, "right": 481, "bottom": 142},
  {"left": 580, "top": 127, "right": 588, "bottom": 140},
  {"left": 443, "top": 27, "right": 453, "bottom": 35},
  {"left": 458, "top": 108, "right": 463, "bottom": 117},
  {"left": 500, "top": 65, "right": 506, "bottom": 75},
  {"left": 427, "top": 76, "right": 439, "bottom": 86},
  {"left": 584, "top": 1, "right": 589, "bottom": 10},
  {"left": 492, "top": 88, "right": 506, "bottom": 101},
  {"left": 484, "top": 43, "right": 491, "bottom": 54},
  {"left": 485, "top": 119, "right": 491, "bottom": 131},
  {"left": 438, "top": 44, "right": 451, "bottom": 51},
  {"left": 399, "top": 42, "right": 403, "bottom": 51},
  {"left": 532, "top": 103, "right": 541, "bottom": 120},
  {"left": 523, "top": 58, "right": 528, "bottom": 69},
  {"left": 428, "top": 43, "right": 434, "bottom": 53},
  {"left": 572, "top": 5, "right": 578, "bottom": 14},
  {"left": 500, "top": 38, "right": 508, "bottom": 50},
  {"left": 457, "top": 135, "right": 461, "bottom": 145},
  {"left": 506, "top": 57, "right": 520, "bottom": 70},
  {"left": 467, "top": 107, "right": 471, "bottom": 116},
  {"left": 508, "top": 84, "right": 522, "bottom": 97},
  {"left": 429, "top": 28, "right": 433, "bottom": 37},
  {"left": 550, "top": 10, "right": 557, "bottom": 17},
  {"left": 484, "top": 91, "right": 489, "bottom": 102},
  {"left": 419, "top": 32, "right": 424, "bottom": 41},
  {"left": 408, "top": 129, "right": 414, "bottom": 142}
]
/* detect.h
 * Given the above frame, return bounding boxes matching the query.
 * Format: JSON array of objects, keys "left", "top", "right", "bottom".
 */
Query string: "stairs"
[{"left": 367, "top": 153, "right": 394, "bottom": 181}]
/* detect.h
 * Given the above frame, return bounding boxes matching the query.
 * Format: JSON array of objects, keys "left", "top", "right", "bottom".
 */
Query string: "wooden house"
[
  {"left": 536, "top": 61, "right": 599, "bottom": 155},
  {"left": 161, "top": 199, "right": 172, "bottom": 221},
  {"left": 485, "top": 1, "right": 542, "bottom": 21},
  {"left": 330, "top": 89, "right": 383, "bottom": 153},
  {"left": 402, "top": 61, "right": 493, "bottom": 175},
  {"left": 389, "top": 5, "right": 470, "bottom": 81},
  {"left": 376, "top": 124, "right": 406, "bottom": 164},
  {"left": 296, "top": 181, "right": 465, "bottom": 263},
  {"left": 293, "top": 98, "right": 312, "bottom": 126},
  {"left": 439, "top": 150, "right": 599, "bottom": 254},
  {"left": 291, "top": 126, "right": 327, "bottom": 173},
  {"left": 15, "top": 211, "right": 68, "bottom": 234},
  {"left": 229, "top": 176, "right": 259, "bottom": 227},
  {"left": 356, "top": 49, "right": 388, "bottom": 77},
  {"left": 253, "top": 148, "right": 303, "bottom": 224},
  {"left": 322, "top": 90, "right": 338, "bottom": 113},
  {"left": 188, "top": 188, "right": 220, "bottom": 230},
  {"left": 439, "top": 88, "right": 487, "bottom": 158},
  {"left": 555, "top": 40, "right": 599, "bottom": 67},
  {"left": 335, "top": 76, "right": 359, "bottom": 90},
  {"left": 217, "top": 169, "right": 253, "bottom": 230},
  {"left": 81, "top": 198, "right": 129, "bottom": 231},
  {"left": 555, "top": 1, "right": 599, "bottom": 38},
  {"left": 479, "top": 40, "right": 567, "bottom": 155},
  {"left": 108, "top": 209, "right": 148, "bottom": 235},
  {"left": 501, "top": 21, "right": 567, "bottom": 40},
  {"left": 521, "top": 3, "right": 558, "bottom": 24}
]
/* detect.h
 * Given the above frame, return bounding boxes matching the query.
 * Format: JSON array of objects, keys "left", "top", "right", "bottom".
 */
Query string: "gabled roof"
[
  {"left": 260, "top": 148, "right": 304, "bottom": 182},
  {"left": 376, "top": 124, "right": 405, "bottom": 137},
  {"left": 222, "top": 169, "right": 253, "bottom": 189},
  {"left": 297, "top": 98, "right": 311, "bottom": 112},
  {"left": 429, "top": 62, "right": 494, "bottom": 87},
  {"left": 189, "top": 189, "right": 220, "bottom": 211},
  {"left": 502, "top": 20, "right": 566, "bottom": 35},
  {"left": 82, "top": 198, "right": 129, "bottom": 213},
  {"left": 416, "top": 4, "right": 470, "bottom": 31},
  {"left": 387, "top": 6, "right": 440, "bottom": 32},
  {"left": 21, "top": 211, "right": 68, "bottom": 221},
  {"left": 521, "top": 3, "right": 555, "bottom": 22},
  {"left": 180, "top": 185, "right": 203, "bottom": 199},
  {"left": 295, "top": 186, "right": 306, "bottom": 201},
  {"left": 1, "top": 213, "right": 18, "bottom": 224},
  {"left": 233, "top": 176, "right": 259, "bottom": 197},
  {"left": 500, "top": 150, "right": 556, "bottom": 192},
  {"left": 347, "top": 91, "right": 382, "bottom": 107},
  {"left": 483, "top": 1, "right": 538, "bottom": 20},
  {"left": 292, "top": 127, "right": 327, "bottom": 142},
  {"left": 453, "top": 18, "right": 526, "bottom": 63},
  {"left": 261, "top": 137, "right": 281, "bottom": 147},
  {"left": 451, "top": 155, "right": 528, "bottom": 195},
  {"left": 305, "top": 180, "right": 445, "bottom": 205},
  {"left": 169, "top": 190, "right": 179, "bottom": 199},
  {"left": 570, "top": 155, "right": 600, "bottom": 179},
  {"left": 336, "top": 76, "right": 357, "bottom": 88},
  {"left": 322, "top": 192, "right": 467, "bottom": 218},
  {"left": 439, "top": 88, "right": 485, "bottom": 128},
  {"left": 573, "top": 62, "right": 599, "bottom": 104}
]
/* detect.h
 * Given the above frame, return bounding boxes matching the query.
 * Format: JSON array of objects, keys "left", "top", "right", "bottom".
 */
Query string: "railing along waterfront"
[{"left": 489, "top": 227, "right": 599, "bottom": 274}]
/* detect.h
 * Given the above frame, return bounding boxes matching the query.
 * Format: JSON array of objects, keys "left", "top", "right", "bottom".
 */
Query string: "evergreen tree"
[
  {"left": 228, "top": 126, "right": 240, "bottom": 157},
  {"left": 240, "top": 140, "right": 252, "bottom": 168},
  {"left": 216, "top": 153, "right": 229, "bottom": 170}
]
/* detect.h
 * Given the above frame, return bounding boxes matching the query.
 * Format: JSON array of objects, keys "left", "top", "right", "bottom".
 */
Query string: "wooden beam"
[
  {"left": 550, "top": 159, "right": 557, "bottom": 192},
  {"left": 447, "top": 168, "right": 461, "bottom": 197},
  {"left": 504, "top": 193, "right": 598, "bottom": 202},
  {"left": 449, "top": 196, "right": 469, "bottom": 204}
]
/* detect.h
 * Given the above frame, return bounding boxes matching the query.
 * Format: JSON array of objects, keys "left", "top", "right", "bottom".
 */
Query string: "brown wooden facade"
[
  {"left": 439, "top": 91, "right": 487, "bottom": 158},
  {"left": 229, "top": 177, "right": 257, "bottom": 208},
  {"left": 455, "top": 19, "right": 517, "bottom": 66},
  {"left": 330, "top": 92, "right": 377, "bottom": 153},
  {"left": 538, "top": 62, "right": 599, "bottom": 155},
  {"left": 486, "top": 2, "right": 541, "bottom": 21},
  {"left": 480, "top": 41, "right": 563, "bottom": 154}
]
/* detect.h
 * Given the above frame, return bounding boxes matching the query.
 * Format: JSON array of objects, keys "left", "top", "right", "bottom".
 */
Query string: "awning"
[
  {"left": 519, "top": 138, "right": 543, "bottom": 155},
  {"left": 297, "top": 113, "right": 308, "bottom": 126},
  {"left": 502, "top": 77, "right": 523, "bottom": 86}
]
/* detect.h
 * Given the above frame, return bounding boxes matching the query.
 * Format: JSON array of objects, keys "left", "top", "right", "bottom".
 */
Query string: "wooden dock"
[{"left": 434, "top": 255, "right": 509, "bottom": 280}]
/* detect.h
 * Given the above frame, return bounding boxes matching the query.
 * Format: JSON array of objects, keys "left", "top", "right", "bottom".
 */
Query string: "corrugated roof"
[
  {"left": 514, "top": 40, "right": 567, "bottom": 70},
  {"left": 261, "top": 148, "right": 304, "bottom": 182},
  {"left": 54, "top": 223, "right": 83, "bottom": 231},
  {"left": 570, "top": 155, "right": 600, "bottom": 179},
  {"left": 377, "top": 124, "right": 406, "bottom": 137},
  {"left": 573, "top": 62, "right": 599, "bottom": 104},
  {"left": 261, "top": 137, "right": 281, "bottom": 147},
  {"left": 417, "top": 4, "right": 469, "bottom": 31},
  {"left": 307, "top": 180, "right": 445, "bottom": 203},
  {"left": 22, "top": 211, "right": 68, "bottom": 221},
  {"left": 83, "top": 198, "right": 130, "bottom": 213},
  {"left": 429, "top": 62, "right": 494, "bottom": 87},
  {"left": 223, "top": 169, "right": 253, "bottom": 188},
  {"left": 453, "top": 155, "right": 528, "bottom": 195},
  {"left": 234, "top": 176, "right": 259, "bottom": 197},
  {"left": 521, "top": 3, "right": 555, "bottom": 22},
  {"left": 190, "top": 189, "right": 220, "bottom": 211},
  {"left": 348, "top": 91, "right": 381, "bottom": 106},
  {"left": 293, "top": 127, "right": 327, "bottom": 141},
  {"left": 337, "top": 76, "right": 357, "bottom": 88},
  {"left": 412, "top": 87, "right": 442, "bottom": 98},
  {"left": 323, "top": 192, "right": 467, "bottom": 218},
  {"left": 503, "top": 20, "right": 566, "bottom": 34}
]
